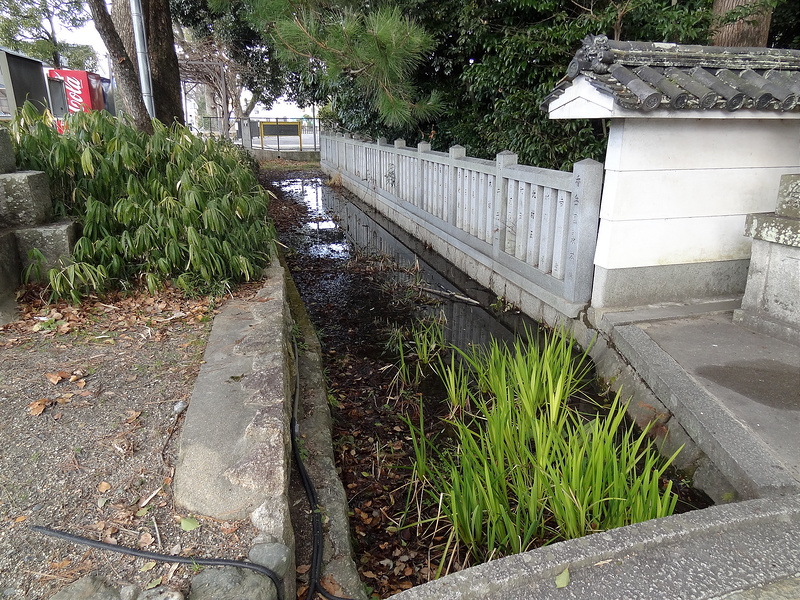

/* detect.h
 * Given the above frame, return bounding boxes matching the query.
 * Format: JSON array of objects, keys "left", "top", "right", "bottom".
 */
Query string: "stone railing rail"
[{"left": 321, "top": 133, "right": 603, "bottom": 318}]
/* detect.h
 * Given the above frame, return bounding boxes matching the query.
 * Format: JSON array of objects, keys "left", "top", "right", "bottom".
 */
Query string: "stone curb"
[
  {"left": 174, "top": 261, "right": 295, "bottom": 600},
  {"left": 283, "top": 259, "right": 368, "bottom": 600},
  {"left": 391, "top": 494, "right": 800, "bottom": 600},
  {"left": 169, "top": 255, "right": 364, "bottom": 600}
]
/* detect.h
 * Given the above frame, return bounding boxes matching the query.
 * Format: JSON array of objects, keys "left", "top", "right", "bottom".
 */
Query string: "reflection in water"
[{"left": 275, "top": 177, "right": 529, "bottom": 352}]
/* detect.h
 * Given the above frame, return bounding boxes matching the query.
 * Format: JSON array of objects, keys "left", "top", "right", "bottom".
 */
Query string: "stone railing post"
[
  {"left": 448, "top": 145, "right": 466, "bottom": 226},
  {"left": 393, "top": 139, "right": 406, "bottom": 196},
  {"left": 417, "top": 142, "right": 431, "bottom": 208},
  {"left": 494, "top": 151, "right": 518, "bottom": 256},
  {"left": 564, "top": 159, "right": 603, "bottom": 303},
  {"left": 376, "top": 138, "right": 388, "bottom": 191}
]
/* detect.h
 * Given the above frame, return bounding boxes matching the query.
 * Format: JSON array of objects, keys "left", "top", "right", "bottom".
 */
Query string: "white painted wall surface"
[{"left": 595, "top": 118, "right": 800, "bottom": 270}]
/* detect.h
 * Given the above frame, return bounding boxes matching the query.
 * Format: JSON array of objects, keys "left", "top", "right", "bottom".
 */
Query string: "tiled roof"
[{"left": 544, "top": 35, "right": 800, "bottom": 112}]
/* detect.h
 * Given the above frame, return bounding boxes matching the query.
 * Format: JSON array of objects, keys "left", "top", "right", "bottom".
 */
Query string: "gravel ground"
[{"left": 0, "top": 283, "right": 262, "bottom": 599}]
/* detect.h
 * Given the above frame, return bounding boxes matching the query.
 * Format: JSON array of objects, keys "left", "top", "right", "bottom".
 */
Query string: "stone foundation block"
[
  {"left": 0, "top": 228, "right": 20, "bottom": 294},
  {"left": 0, "top": 171, "right": 52, "bottom": 227},
  {"left": 0, "top": 130, "right": 16, "bottom": 174},
  {"left": 15, "top": 220, "right": 79, "bottom": 280}
]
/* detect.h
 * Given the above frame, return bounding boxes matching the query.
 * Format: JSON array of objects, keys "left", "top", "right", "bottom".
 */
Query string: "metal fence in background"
[{"left": 196, "top": 116, "right": 320, "bottom": 151}]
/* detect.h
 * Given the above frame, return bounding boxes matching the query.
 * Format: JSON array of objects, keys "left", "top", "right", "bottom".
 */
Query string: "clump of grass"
[
  {"left": 403, "top": 324, "right": 680, "bottom": 570},
  {"left": 10, "top": 102, "right": 275, "bottom": 301},
  {"left": 385, "top": 312, "right": 447, "bottom": 391}
]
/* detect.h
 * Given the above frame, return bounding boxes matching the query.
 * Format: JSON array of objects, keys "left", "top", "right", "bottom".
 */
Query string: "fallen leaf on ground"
[
  {"left": 320, "top": 575, "right": 345, "bottom": 596},
  {"left": 220, "top": 522, "right": 239, "bottom": 534},
  {"left": 98, "top": 481, "right": 111, "bottom": 493},
  {"left": 140, "top": 561, "right": 156, "bottom": 572},
  {"left": 296, "top": 564, "right": 311, "bottom": 574},
  {"left": 14, "top": 516, "right": 28, "bottom": 523},
  {"left": 45, "top": 373, "right": 62, "bottom": 384},
  {"left": 139, "top": 532, "right": 154, "bottom": 548},
  {"left": 28, "top": 399, "right": 50, "bottom": 415},
  {"left": 180, "top": 516, "right": 200, "bottom": 532},
  {"left": 144, "top": 577, "right": 162, "bottom": 590},
  {"left": 50, "top": 559, "right": 70, "bottom": 570},
  {"left": 555, "top": 566, "right": 570, "bottom": 589}
]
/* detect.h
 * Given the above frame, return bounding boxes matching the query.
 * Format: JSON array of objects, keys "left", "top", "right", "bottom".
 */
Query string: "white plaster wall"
[{"left": 595, "top": 119, "right": 800, "bottom": 270}]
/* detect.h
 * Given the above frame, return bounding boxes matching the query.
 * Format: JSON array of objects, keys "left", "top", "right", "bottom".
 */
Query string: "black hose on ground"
[
  {"left": 30, "top": 335, "right": 355, "bottom": 600},
  {"left": 30, "top": 525, "right": 283, "bottom": 600},
  {"left": 291, "top": 337, "right": 353, "bottom": 600}
]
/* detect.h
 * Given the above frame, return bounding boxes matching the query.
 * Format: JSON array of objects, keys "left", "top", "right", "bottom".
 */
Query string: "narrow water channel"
[
  {"left": 266, "top": 169, "right": 546, "bottom": 597},
  {"left": 262, "top": 168, "right": 711, "bottom": 598},
  {"left": 271, "top": 174, "right": 537, "bottom": 351}
]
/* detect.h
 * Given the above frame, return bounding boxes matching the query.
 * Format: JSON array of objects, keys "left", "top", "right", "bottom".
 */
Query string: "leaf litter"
[{"left": 0, "top": 281, "right": 265, "bottom": 598}]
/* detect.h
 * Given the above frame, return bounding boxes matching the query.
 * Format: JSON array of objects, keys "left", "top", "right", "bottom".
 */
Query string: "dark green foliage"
[
  {"left": 10, "top": 103, "right": 275, "bottom": 301},
  {"left": 171, "top": 0, "right": 286, "bottom": 111},
  {"left": 770, "top": 0, "right": 800, "bottom": 48},
  {"left": 0, "top": 0, "right": 97, "bottom": 69},
  {"left": 309, "top": 0, "right": 714, "bottom": 169}
]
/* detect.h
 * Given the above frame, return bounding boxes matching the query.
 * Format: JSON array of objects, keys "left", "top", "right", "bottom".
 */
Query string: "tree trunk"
[
  {"left": 145, "top": 0, "right": 184, "bottom": 125},
  {"left": 111, "top": 0, "right": 184, "bottom": 125},
  {"left": 86, "top": 0, "right": 153, "bottom": 133},
  {"left": 712, "top": 0, "right": 773, "bottom": 47},
  {"left": 110, "top": 0, "right": 138, "bottom": 117}
]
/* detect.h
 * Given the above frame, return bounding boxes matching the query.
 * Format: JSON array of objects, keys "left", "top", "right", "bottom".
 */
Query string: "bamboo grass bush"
[
  {"left": 401, "top": 324, "right": 680, "bottom": 569},
  {"left": 10, "top": 103, "right": 276, "bottom": 301}
]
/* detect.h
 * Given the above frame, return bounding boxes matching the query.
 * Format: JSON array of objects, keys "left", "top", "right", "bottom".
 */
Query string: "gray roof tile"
[{"left": 544, "top": 35, "right": 800, "bottom": 113}]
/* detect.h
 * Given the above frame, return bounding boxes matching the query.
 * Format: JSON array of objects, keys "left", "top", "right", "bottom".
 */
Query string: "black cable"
[
  {"left": 291, "top": 338, "right": 353, "bottom": 600},
  {"left": 30, "top": 334, "right": 355, "bottom": 600},
  {"left": 30, "top": 525, "right": 283, "bottom": 600}
]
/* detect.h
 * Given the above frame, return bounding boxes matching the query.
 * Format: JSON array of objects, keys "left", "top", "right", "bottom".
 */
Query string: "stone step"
[
  {"left": 15, "top": 220, "right": 79, "bottom": 281},
  {"left": 0, "top": 171, "right": 52, "bottom": 228}
]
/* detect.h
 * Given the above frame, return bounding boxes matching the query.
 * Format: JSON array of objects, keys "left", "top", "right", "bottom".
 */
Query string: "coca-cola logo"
[{"left": 51, "top": 72, "right": 87, "bottom": 113}]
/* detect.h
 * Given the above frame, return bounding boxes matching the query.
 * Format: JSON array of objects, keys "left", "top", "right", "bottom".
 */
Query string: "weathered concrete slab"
[
  {"left": 175, "top": 270, "right": 291, "bottom": 523},
  {"left": 391, "top": 494, "right": 800, "bottom": 600},
  {"left": 0, "top": 171, "right": 51, "bottom": 227},
  {"left": 734, "top": 238, "right": 800, "bottom": 345},
  {"left": 174, "top": 264, "right": 294, "bottom": 600},
  {"left": 636, "top": 313, "right": 800, "bottom": 490}
]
